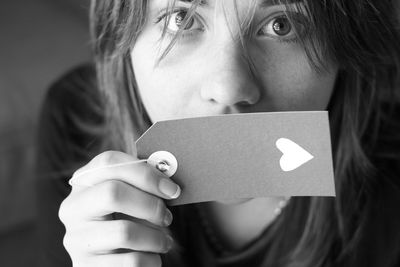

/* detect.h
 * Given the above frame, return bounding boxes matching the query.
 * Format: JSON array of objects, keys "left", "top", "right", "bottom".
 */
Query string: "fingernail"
[
  {"left": 163, "top": 209, "right": 173, "bottom": 226},
  {"left": 165, "top": 235, "right": 174, "bottom": 251},
  {"left": 159, "top": 179, "right": 181, "bottom": 199}
]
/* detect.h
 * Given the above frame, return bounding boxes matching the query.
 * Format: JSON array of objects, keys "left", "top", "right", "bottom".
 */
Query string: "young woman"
[{"left": 36, "top": 0, "right": 400, "bottom": 266}]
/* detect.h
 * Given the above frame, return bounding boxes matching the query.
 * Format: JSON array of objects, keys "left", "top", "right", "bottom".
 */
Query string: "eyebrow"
[
  {"left": 260, "top": 0, "right": 303, "bottom": 8},
  {"left": 177, "top": 0, "right": 302, "bottom": 7},
  {"left": 178, "top": 0, "right": 207, "bottom": 5}
]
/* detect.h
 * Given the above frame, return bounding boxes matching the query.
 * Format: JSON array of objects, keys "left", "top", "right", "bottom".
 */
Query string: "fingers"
[
  {"left": 60, "top": 180, "right": 173, "bottom": 227},
  {"left": 64, "top": 220, "right": 173, "bottom": 255},
  {"left": 73, "top": 151, "right": 137, "bottom": 177},
  {"left": 72, "top": 252, "right": 161, "bottom": 267},
  {"left": 68, "top": 151, "right": 181, "bottom": 200},
  {"left": 60, "top": 151, "right": 180, "bottom": 266}
]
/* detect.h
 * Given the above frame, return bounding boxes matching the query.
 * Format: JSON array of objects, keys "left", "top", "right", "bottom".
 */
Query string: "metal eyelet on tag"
[{"left": 147, "top": 151, "right": 178, "bottom": 177}]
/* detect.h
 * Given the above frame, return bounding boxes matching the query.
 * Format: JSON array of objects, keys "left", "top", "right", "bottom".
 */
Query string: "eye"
[
  {"left": 257, "top": 14, "right": 301, "bottom": 40},
  {"left": 271, "top": 16, "right": 292, "bottom": 36},
  {"left": 162, "top": 9, "right": 202, "bottom": 33}
]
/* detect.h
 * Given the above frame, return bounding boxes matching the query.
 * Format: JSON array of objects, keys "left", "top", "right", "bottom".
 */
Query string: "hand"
[{"left": 59, "top": 151, "right": 181, "bottom": 267}]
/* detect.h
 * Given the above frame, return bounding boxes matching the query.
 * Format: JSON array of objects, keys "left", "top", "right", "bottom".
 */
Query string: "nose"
[{"left": 200, "top": 40, "right": 261, "bottom": 107}]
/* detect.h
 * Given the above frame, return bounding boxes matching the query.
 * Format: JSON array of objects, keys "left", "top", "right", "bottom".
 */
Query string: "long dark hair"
[{"left": 90, "top": 0, "right": 400, "bottom": 266}]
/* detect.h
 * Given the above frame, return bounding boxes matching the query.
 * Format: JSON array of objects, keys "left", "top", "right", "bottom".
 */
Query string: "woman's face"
[{"left": 131, "top": 0, "right": 338, "bottom": 122}]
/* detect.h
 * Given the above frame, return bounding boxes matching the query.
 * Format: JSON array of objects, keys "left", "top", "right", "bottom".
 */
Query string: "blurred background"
[{"left": 0, "top": 0, "right": 91, "bottom": 266}]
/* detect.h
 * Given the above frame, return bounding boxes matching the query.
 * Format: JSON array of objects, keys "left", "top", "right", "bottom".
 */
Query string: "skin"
[
  {"left": 60, "top": 0, "right": 339, "bottom": 266},
  {"left": 131, "top": 0, "right": 338, "bottom": 250},
  {"left": 132, "top": 0, "right": 337, "bottom": 120}
]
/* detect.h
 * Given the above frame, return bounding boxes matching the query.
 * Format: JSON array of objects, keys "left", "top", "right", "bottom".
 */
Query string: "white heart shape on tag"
[{"left": 276, "top": 138, "right": 314, "bottom": 172}]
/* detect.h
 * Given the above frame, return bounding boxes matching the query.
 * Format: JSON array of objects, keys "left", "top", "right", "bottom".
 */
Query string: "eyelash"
[
  {"left": 154, "top": 8, "right": 307, "bottom": 44},
  {"left": 259, "top": 12, "right": 306, "bottom": 44},
  {"left": 154, "top": 8, "right": 200, "bottom": 40}
]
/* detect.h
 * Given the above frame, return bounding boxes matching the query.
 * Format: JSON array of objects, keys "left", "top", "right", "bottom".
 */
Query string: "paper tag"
[{"left": 136, "top": 111, "right": 335, "bottom": 206}]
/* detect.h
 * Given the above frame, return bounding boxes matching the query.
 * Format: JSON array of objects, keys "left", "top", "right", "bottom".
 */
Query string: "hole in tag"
[{"left": 147, "top": 151, "right": 178, "bottom": 177}]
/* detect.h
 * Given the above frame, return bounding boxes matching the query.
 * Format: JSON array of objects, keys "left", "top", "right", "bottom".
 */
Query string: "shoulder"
[
  {"left": 37, "top": 63, "right": 105, "bottom": 176},
  {"left": 42, "top": 63, "right": 101, "bottom": 121},
  {"left": 35, "top": 64, "right": 104, "bottom": 266}
]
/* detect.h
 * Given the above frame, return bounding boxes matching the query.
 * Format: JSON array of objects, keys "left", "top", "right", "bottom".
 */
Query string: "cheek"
[
  {"left": 131, "top": 29, "right": 338, "bottom": 121},
  {"left": 255, "top": 45, "right": 337, "bottom": 111},
  {"left": 131, "top": 42, "right": 193, "bottom": 121}
]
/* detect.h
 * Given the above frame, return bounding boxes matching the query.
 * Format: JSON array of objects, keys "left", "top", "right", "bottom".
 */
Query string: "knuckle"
[
  {"left": 142, "top": 167, "right": 162, "bottom": 190},
  {"left": 150, "top": 197, "right": 165, "bottom": 223},
  {"left": 123, "top": 252, "right": 141, "bottom": 267},
  {"left": 101, "top": 181, "right": 123, "bottom": 210},
  {"left": 156, "top": 232, "right": 168, "bottom": 252},
  {"left": 62, "top": 230, "right": 82, "bottom": 256},
  {"left": 96, "top": 150, "right": 123, "bottom": 165},
  {"left": 62, "top": 233, "right": 73, "bottom": 251},
  {"left": 149, "top": 254, "right": 162, "bottom": 267},
  {"left": 155, "top": 254, "right": 162, "bottom": 267},
  {"left": 58, "top": 198, "right": 70, "bottom": 224},
  {"left": 114, "top": 221, "right": 135, "bottom": 247},
  {"left": 124, "top": 252, "right": 161, "bottom": 267}
]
